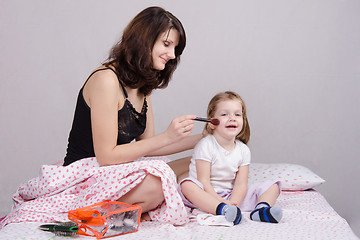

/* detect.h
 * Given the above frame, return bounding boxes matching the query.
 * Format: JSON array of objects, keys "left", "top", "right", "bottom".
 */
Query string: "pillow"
[{"left": 248, "top": 163, "right": 325, "bottom": 191}]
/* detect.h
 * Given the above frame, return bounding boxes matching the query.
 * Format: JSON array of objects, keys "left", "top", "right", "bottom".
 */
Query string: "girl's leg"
[
  {"left": 181, "top": 180, "right": 220, "bottom": 214},
  {"left": 257, "top": 183, "right": 280, "bottom": 206},
  {"left": 250, "top": 183, "right": 282, "bottom": 223},
  {"left": 181, "top": 180, "right": 242, "bottom": 224},
  {"left": 118, "top": 174, "right": 164, "bottom": 213}
]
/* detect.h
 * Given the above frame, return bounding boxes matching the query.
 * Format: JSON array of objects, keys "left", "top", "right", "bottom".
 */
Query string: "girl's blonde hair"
[{"left": 203, "top": 91, "right": 250, "bottom": 144}]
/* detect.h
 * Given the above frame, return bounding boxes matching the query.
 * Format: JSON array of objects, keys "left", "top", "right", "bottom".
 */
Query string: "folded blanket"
[
  {"left": 189, "top": 209, "right": 233, "bottom": 227},
  {"left": 1, "top": 157, "right": 188, "bottom": 228}
]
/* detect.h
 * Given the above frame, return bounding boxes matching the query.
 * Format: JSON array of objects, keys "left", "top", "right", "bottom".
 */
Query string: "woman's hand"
[{"left": 164, "top": 115, "right": 196, "bottom": 144}]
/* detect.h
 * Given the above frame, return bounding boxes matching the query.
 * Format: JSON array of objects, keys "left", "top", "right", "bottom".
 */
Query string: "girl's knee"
[
  {"left": 179, "top": 180, "right": 192, "bottom": 191},
  {"left": 180, "top": 180, "right": 199, "bottom": 196},
  {"left": 271, "top": 183, "right": 281, "bottom": 195}
]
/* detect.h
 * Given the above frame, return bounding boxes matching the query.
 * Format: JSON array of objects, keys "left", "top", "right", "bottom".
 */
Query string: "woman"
[
  {"left": 1, "top": 6, "right": 198, "bottom": 228},
  {"left": 63, "top": 6, "right": 198, "bottom": 214}
]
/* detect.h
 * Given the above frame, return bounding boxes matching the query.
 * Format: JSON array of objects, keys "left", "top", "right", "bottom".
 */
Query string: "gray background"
[{"left": 0, "top": 0, "right": 359, "bottom": 236}]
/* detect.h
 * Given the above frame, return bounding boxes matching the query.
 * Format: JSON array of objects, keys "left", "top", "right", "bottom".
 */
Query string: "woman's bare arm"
[{"left": 84, "top": 70, "right": 196, "bottom": 166}]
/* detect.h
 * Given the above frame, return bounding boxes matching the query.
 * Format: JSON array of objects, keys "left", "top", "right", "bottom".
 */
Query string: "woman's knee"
[
  {"left": 142, "top": 174, "right": 164, "bottom": 207},
  {"left": 118, "top": 174, "right": 164, "bottom": 212}
]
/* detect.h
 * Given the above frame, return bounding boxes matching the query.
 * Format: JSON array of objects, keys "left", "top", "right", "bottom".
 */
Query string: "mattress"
[
  {"left": 0, "top": 190, "right": 358, "bottom": 240},
  {"left": 0, "top": 159, "right": 359, "bottom": 240}
]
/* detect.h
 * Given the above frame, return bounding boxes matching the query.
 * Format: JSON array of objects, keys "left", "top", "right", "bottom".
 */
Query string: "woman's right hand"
[{"left": 164, "top": 115, "right": 196, "bottom": 143}]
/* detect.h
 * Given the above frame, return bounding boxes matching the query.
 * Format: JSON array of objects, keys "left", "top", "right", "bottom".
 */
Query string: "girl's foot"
[
  {"left": 250, "top": 202, "right": 282, "bottom": 223},
  {"left": 216, "top": 202, "right": 242, "bottom": 225}
]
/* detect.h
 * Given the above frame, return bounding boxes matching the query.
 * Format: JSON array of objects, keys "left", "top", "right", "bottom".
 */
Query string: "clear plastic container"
[{"left": 68, "top": 201, "right": 141, "bottom": 239}]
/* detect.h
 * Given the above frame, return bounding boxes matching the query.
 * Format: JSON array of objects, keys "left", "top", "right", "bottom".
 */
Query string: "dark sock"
[
  {"left": 250, "top": 202, "right": 282, "bottom": 223},
  {"left": 216, "top": 202, "right": 242, "bottom": 225}
]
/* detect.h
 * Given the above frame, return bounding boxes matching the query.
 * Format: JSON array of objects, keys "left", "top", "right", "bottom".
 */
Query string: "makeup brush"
[{"left": 194, "top": 117, "right": 220, "bottom": 126}]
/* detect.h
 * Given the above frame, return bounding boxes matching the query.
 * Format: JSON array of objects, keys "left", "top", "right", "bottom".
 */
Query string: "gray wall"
[{"left": 0, "top": 0, "right": 359, "bottom": 236}]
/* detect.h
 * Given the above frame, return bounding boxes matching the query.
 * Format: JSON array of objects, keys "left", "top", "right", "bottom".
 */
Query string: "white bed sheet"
[{"left": 0, "top": 190, "right": 358, "bottom": 240}]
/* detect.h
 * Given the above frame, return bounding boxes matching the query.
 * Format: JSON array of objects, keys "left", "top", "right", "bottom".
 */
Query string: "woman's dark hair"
[{"left": 105, "top": 6, "right": 186, "bottom": 95}]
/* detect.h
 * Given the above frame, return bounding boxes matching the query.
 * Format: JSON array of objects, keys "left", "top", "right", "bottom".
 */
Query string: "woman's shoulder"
[
  {"left": 89, "top": 66, "right": 118, "bottom": 81},
  {"left": 82, "top": 66, "right": 124, "bottom": 106},
  {"left": 85, "top": 66, "right": 119, "bottom": 88}
]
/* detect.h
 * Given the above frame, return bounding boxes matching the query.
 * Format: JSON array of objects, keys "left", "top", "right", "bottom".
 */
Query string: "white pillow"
[{"left": 248, "top": 163, "right": 325, "bottom": 191}]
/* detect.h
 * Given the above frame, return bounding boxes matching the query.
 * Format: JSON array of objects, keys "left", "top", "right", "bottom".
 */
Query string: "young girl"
[{"left": 179, "top": 91, "right": 282, "bottom": 225}]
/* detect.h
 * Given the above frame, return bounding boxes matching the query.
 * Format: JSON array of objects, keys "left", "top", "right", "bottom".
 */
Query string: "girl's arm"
[
  {"left": 196, "top": 159, "right": 229, "bottom": 203},
  {"left": 85, "top": 70, "right": 195, "bottom": 166},
  {"left": 229, "top": 165, "right": 249, "bottom": 206}
]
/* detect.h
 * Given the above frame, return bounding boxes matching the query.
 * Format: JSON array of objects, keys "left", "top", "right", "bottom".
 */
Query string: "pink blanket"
[{"left": 1, "top": 157, "right": 188, "bottom": 228}]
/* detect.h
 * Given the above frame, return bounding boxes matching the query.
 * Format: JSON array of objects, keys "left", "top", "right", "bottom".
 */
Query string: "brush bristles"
[{"left": 210, "top": 119, "right": 220, "bottom": 126}]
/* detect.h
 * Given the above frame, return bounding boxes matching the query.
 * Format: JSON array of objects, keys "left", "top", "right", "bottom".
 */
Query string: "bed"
[{"left": 0, "top": 162, "right": 358, "bottom": 240}]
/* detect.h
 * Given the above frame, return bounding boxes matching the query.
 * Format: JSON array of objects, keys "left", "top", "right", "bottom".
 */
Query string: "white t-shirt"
[{"left": 189, "top": 135, "right": 251, "bottom": 191}]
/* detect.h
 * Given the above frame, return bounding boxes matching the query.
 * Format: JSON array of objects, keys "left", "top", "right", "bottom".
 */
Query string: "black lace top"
[{"left": 63, "top": 68, "right": 147, "bottom": 166}]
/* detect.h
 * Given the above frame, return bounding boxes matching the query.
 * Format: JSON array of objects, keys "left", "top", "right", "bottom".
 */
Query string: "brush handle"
[
  {"left": 194, "top": 117, "right": 211, "bottom": 123},
  {"left": 40, "top": 224, "right": 79, "bottom": 233}
]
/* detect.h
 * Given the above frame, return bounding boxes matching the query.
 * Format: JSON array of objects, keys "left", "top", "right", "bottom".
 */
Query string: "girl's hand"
[{"left": 164, "top": 115, "right": 196, "bottom": 143}]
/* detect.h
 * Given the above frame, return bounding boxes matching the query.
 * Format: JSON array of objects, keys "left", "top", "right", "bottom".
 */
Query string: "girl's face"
[
  {"left": 152, "top": 28, "right": 179, "bottom": 71},
  {"left": 212, "top": 99, "right": 244, "bottom": 141}
]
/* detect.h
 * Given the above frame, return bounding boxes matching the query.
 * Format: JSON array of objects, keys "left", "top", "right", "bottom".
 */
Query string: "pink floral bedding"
[{"left": 1, "top": 157, "right": 188, "bottom": 228}]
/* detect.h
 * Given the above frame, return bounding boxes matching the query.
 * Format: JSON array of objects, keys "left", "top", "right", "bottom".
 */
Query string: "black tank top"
[{"left": 63, "top": 68, "right": 147, "bottom": 166}]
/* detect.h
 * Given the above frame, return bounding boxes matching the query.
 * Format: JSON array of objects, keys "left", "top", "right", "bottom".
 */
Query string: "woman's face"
[{"left": 152, "top": 28, "right": 179, "bottom": 71}]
